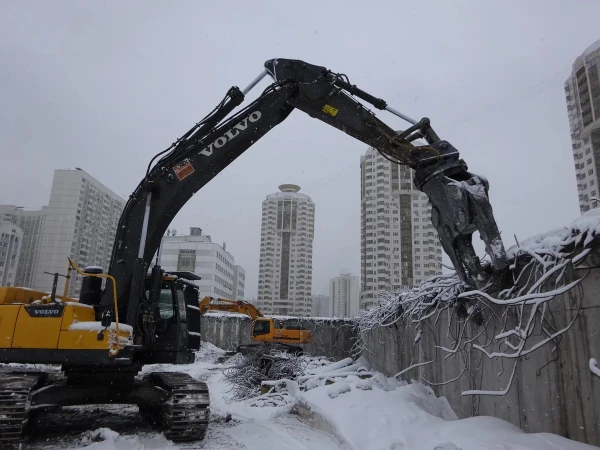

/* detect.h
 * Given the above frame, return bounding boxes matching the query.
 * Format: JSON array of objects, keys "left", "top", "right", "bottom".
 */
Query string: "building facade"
[
  {"left": 0, "top": 222, "right": 23, "bottom": 286},
  {"left": 33, "top": 169, "right": 124, "bottom": 297},
  {"left": 0, "top": 205, "right": 47, "bottom": 288},
  {"left": 330, "top": 273, "right": 359, "bottom": 317},
  {"left": 232, "top": 265, "right": 246, "bottom": 300},
  {"left": 359, "top": 147, "right": 442, "bottom": 310},
  {"left": 311, "top": 294, "right": 330, "bottom": 317},
  {"left": 256, "top": 184, "right": 315, "bottom": 317},
  {"left": 565, "top": 39, "right": 600, "bottom": 213},
  {"left": 158, "top": 228, "right": 244, "bottom": 300}
]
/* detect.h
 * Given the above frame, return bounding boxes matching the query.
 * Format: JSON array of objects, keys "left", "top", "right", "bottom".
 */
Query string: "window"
[
  {"left": 156, "top": 289, "right": 174, "bottom": 319},
  {"left": 177, "top": 249, "right": 196, "bottom": 271}
]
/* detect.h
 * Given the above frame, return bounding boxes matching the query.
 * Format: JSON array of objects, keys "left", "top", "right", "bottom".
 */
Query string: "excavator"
[
  {"left": 199, "top": 296, "right": 311, "bottom": 353},
  {"left": 0, "top": 58, "right": 508, "bottom": 444}
]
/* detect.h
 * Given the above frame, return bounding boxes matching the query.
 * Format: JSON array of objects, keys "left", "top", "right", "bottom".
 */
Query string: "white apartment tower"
[
  {"left": 257, "top": 184, "right": 315, "bottom": 317},
  {"left": 0, "top": 205, "right": 47, "bottom": 288},
  {"left": 330, "top": 273, "right": 359, "bottom": 317},
  {"left": 232, "top": 265, "right": 246, "bottom": 300},
  {"left": 33, "top": 169, "right": 124, "bottom": 297},
  {"left": 311, "top": 294, "right": 330, "bottom": 317},
  {"left": 158, "top": 228, "right": 244, "bottom": 300},
  {"left": 360, "top": 147, "right": 443, "bottom": 310},
  {"left": 0, "top": 222, "right": 23, "bottom": 286},
  {"left": 565, "top": 39, "right": 600, "bottom": 213}
]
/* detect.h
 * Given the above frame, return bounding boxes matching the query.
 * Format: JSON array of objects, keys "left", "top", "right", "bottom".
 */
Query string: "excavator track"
[
  {"left": 0, "top": 372, "right": 46, "bottom": 445},
  {"left": 144, "top": 372, "right": 210, "bottom": 442}
]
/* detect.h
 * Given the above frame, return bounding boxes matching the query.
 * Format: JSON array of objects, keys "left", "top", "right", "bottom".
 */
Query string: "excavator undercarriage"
[{"left": 0, "top": 371, "right": 209, "bottom": 444}]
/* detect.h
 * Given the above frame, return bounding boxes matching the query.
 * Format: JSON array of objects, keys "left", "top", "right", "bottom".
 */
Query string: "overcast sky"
[{"left": 1, "top": 1, "right": 599, "bottom": 297}]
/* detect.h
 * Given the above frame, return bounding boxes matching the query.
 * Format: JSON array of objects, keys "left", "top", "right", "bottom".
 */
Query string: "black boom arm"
[{"left": 101, "top": 58, "right": 507, "bottom": 343}]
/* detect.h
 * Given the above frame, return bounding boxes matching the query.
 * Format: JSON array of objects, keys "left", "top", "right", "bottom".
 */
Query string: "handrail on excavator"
[{"left": 67, "top": 257, "right": 122, "bottom": 356}]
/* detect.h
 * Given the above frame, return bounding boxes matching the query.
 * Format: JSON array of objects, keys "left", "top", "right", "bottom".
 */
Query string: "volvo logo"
[{"left": 199, "top": 111, "right": 262, "bottom": 157}]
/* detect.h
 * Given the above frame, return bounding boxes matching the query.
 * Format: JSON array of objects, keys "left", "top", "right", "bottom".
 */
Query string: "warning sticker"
[
  {"left": 173, "top": 159, "right": 195, "bottom": 181},
  {"left": 322, "top": 104, "right": 339, "bottom": 117}
]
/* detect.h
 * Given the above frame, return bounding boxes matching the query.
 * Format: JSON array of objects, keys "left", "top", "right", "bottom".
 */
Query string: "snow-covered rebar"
[
  {"left": 222, "top": 348, "right": 314, "bottom": 401},
  {"left": 352, "top": 211, "right": 600, "bottom": 398}
]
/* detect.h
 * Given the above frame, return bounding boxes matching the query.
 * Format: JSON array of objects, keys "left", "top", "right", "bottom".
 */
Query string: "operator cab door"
[
  {"left": 148, "top": 280, "right": 187, "bottom": 353},
  {"left": 252, "top": 318, "right": 272, "bottom": 342}
]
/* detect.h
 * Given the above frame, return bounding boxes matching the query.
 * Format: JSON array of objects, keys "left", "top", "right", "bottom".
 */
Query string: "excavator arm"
[
  {"left": 101, "top": 58, "right": 507, "bottom": 347},
  {"left": 198, "top": 297, "right": 264, "bottom": 321}
]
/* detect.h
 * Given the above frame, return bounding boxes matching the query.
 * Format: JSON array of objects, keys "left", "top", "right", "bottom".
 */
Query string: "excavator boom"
[
  {"left": 0, "top": 57, "right": 508, "bottom": 445},
  {"left": 100, "top": 58, "right": 506, "bottom": 344}
]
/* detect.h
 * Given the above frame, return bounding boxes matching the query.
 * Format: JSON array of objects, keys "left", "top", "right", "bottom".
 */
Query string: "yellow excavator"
[
  {"left": 199, "top": 296, "right": 311, "bottom": 354},
  {"left": 0, "top": 58, "right": 507, "bottom": 444}
]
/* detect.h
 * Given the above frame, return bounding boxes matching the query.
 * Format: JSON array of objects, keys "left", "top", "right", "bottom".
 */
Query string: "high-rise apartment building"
[
  {"left": 565, "top": 39, "right": 600, "bottom": 213},
  {"left": 0, "top": 222, "right": 23, "bottom": 286},
  {"left": 256, "top": 184, "right": 315, "bottom": 317},
  {"left": 33, "top": 169, "right": 124, "bottom": 297},
  {"left": 360, "top": 147, "right": 442, "bottom": 310},
  {"left": 0, "top": 205, "right": 47, "bottom": 288},
  {"left": 330, "top": 273, "right": 359, "bottom": 317},
  {"left": 311, "top": 294, "right": 330, "bottom": 317},
  {"left": 158, "top": 228, "right": 244, "bottom": 300},
  {"left": 232, "top": 265, "right": 246, "bottom": 300}
]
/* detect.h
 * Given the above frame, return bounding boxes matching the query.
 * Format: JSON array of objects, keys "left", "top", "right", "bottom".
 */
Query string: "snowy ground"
[{"left": 2, "top": 343, "right": 597, "bottom": 450}]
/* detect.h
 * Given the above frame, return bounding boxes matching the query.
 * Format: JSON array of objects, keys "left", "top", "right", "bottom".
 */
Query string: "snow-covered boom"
[{"left": 0, "top": 58, "right": 507, "bottom": 444}]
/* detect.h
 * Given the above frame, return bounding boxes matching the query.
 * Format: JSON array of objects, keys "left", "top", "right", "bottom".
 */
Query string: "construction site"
[{"left": 2, "top": 2, "right": 600, "bottom": 449}]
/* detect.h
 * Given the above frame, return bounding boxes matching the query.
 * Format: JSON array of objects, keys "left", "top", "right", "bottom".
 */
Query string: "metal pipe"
[
  {"left": 385, "top": 106, "right": 418, "bottom": 125},
  {"left": 138, "top": 192, "right": 152, "bottom": 259},
  {"left": 242, "top": 70, "right": 268, "bottom": 96}
]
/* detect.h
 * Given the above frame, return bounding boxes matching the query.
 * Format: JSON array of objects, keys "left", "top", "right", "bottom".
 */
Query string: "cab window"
[
  {"left": 176, "top": 287, "right": 187, "bottom": 322},
  {"left": 157, "top": 289, "right": 175, "bottom": 319},
  {"left": 253, "top": 320, "right": 271, "bottom": 336}
]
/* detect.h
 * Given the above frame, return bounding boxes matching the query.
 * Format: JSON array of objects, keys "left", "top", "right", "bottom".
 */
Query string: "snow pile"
[
  {"left": 243, "top": 356, "right": 595, "bottom": 449},
  {"left": 73, "top": 427, "right": 178, "bottom": 449},
  {"left": 507, "top": 208, "right": 600, "bottom": 259},
  {"left": 299, "top": 374, "right": 595, "bottom": 450}
]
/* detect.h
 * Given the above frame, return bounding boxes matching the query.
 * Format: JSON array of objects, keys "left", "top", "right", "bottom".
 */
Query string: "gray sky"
[{"left": 1, "top": 0, "right": 598, "bottom": 297}]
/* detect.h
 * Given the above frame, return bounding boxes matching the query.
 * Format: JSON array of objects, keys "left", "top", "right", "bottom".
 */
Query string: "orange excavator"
[{"left": 198, "top": 297, "right": 311, "bottom": 354}]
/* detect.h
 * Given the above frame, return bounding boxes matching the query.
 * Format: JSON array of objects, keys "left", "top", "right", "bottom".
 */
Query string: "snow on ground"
[
  {"left": 14, "top": 343, "right": 341, "bottom": 450},
  {"left": 3, "top": 343, "right": 597, "bottom": 450},
  {"left": 297, "top": 373, "right": 597, "bottom": 450}
]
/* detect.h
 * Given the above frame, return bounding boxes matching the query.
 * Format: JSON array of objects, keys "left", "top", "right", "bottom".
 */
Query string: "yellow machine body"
[
  {"left": 251, "top": 318, "right": 312, "bottom": 344},
  {"left": 0, "top": 286, "right": 132, "bottom": 354},
  {"left": 198, "top": 296, "right": 312, "bottom": 345}
]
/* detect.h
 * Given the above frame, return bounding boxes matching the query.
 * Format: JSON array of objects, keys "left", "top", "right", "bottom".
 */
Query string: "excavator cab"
[
  {"left": 137, "top": 271, "right": 202, "bottom": 364},
  {"left": 251, "top": 318, "right": 273, "bottom": 340}
]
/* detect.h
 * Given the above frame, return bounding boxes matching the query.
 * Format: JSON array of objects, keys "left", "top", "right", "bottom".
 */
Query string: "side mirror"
[{"left": 101, "top": 310, "right": 112, "bottom": 328}]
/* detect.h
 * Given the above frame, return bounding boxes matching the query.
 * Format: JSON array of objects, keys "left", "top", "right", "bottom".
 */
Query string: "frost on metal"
[{"left": 354, "top": 210, "right": 600, "bottom": 397}]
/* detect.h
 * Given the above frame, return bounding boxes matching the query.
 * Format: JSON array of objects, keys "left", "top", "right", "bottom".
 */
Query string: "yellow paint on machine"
[
  {"left": 12, "top": 307, "right": 62, "bottom": 348},
  {"left": 0, "top": 286, "right": 63, "bottom": 305},
  {"left": 0, "top": 305, "right": 20, "bottom": 348},
  {"left": 60, "top": 303, "right": 95, "bottom": 331},
  {"left": 0, "top": 287, "right": 131, "bottom": 351},
  {"left": 58, "top": 329, "right": 113, "bottom": 350}
]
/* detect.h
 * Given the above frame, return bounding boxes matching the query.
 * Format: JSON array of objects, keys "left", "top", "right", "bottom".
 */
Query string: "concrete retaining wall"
[{"left": 359, "top": 256, "right": 600, "bottom": 446}]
